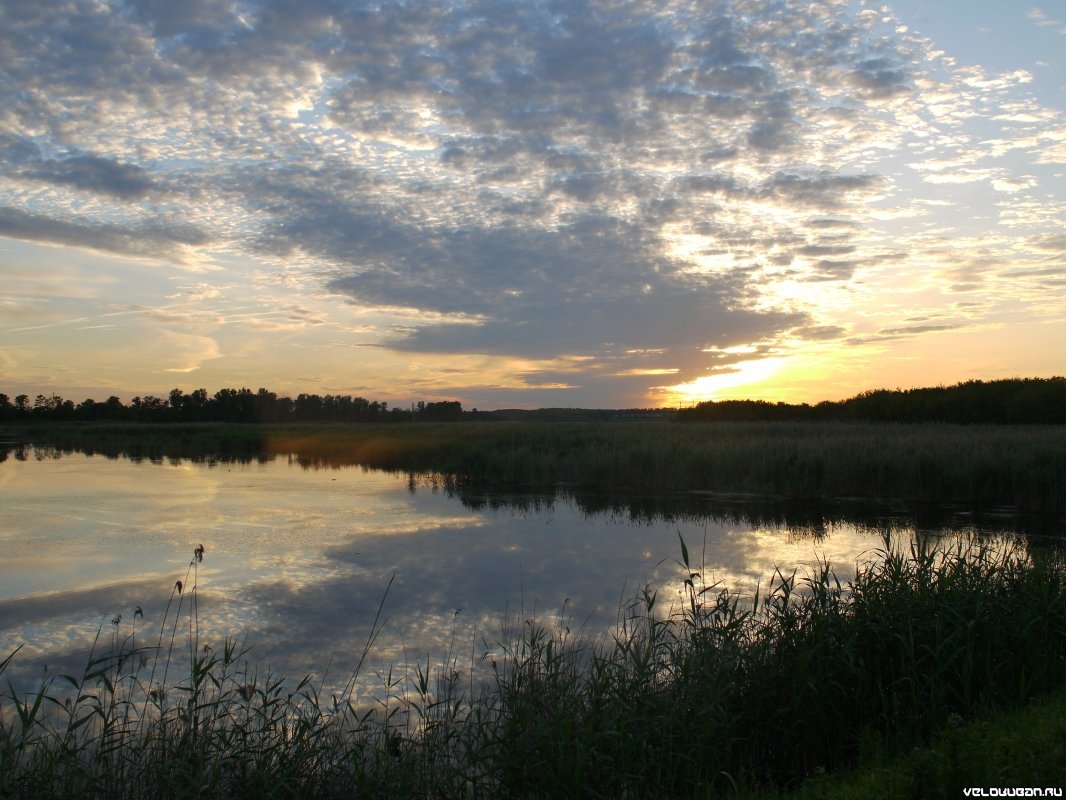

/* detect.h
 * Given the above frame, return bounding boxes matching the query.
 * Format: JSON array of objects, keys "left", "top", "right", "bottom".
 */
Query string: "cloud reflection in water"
[{"left": 0, "top": 448, "right": 1022, "bottom": 699}]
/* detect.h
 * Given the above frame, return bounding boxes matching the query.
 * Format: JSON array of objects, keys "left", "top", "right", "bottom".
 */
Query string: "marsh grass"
[
  {"left": 20, "top": 420, "right": 1066, "bottom": 511},
  {"left": 2, "top": 533, "right": 1065, "bottom": 799},
  {"left": 776, "top": 683, "right": 1066, "bottom": 799}
]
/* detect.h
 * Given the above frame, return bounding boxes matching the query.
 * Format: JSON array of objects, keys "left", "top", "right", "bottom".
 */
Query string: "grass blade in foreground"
[{"left": 0, "top": 533, "right": 1064, "bottom": 798}]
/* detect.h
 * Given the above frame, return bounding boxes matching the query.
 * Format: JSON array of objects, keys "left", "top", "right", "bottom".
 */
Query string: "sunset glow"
[{"left": 1, "top": 1, "right": 1064, "bottom": 408}]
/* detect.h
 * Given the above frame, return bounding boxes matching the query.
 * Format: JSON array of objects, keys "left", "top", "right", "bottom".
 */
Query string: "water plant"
[
  {"left": 1, "top": 531, "right": 1064, "bottom": 798},
  {"left": 19, "top": 420, "right": 1066, "bottom": 511}
]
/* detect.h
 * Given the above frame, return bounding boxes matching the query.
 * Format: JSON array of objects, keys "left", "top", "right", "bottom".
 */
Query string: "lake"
[{"left": 0, "top": 443, "right": 1033, "bottom": 703}]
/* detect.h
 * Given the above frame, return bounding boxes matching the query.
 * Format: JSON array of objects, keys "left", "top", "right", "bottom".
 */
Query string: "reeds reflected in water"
[{"left": 2, "top": 532, "right": 1064, "bottom": 798}]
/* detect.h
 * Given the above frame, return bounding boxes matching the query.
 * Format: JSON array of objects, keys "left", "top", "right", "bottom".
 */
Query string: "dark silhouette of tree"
[
  {"left": 168, "top": 388, "right": 187, "bottom": 420},
  {"left": 293, "top": 393, "right": 323, "bottom": 422},
  {"left": 104, "top": 396, "right": 127, "bottom": 420},
  {"left": 31, "top": 394, "right": 76, "bottom": 420},
  {"left": 678, "top": 378, "right": 1066, "bottom": 424},
  {"left": 75, "top": 398, "right": 99, "bottom": 420},
  {"left": 420, "top": 401, "right": 464, "bottom": 421},
  {"left": 131, "top": 395, "right": 168, "bottom": 422}
]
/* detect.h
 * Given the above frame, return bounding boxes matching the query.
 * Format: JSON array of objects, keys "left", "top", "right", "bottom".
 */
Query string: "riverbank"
[
  {"left": 9, "top": 419, "right": 1066, "bottom": 512},
  {"left": 1, "top": 534, "right": 1064, "bottom": 798},
  {"left": 776, "top": 683, "right": 1066, "bottom": 799}
]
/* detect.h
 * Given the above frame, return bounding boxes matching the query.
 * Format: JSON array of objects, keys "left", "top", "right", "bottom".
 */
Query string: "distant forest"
[
  {"left": 0, "top": 377, "right": 1063, "bottom": 425},
  {"left": 0, "top": 387, "right": 469, "bottom": 424},
  {"left": 677, "top": 377, "right": 1066, "bottom": 425}
]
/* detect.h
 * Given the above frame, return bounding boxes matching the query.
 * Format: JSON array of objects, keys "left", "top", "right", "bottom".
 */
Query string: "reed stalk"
[{"left": 1, "top": 532, "right": 1064, "bottom": 798}]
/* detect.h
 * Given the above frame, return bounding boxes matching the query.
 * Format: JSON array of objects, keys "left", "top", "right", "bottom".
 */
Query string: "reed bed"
[
  {"left": 2, "top": 533, "right": 1065, "bottom": 799},
  {"left": 20, "top": 420, "right": 1066, "bottom": 512},
  {"left": 280, "top": 420, "right": 1066, "bottom": 512}
]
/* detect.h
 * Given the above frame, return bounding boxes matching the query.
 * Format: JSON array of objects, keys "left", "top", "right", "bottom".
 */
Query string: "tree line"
[
  {"left": 0, "top": 387, "right": 471, "bottom": 424},
  {"left": 677, "top": 377, "right": 1066, "bottom": 425},
  {"left": 3, "top": 377, "right": 1063, "bottom": 426}
]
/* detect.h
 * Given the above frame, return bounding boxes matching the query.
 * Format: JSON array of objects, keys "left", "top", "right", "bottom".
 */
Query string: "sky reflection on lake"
[{"left": 0, "top": 446, "right": 1024, "bottom": 700}]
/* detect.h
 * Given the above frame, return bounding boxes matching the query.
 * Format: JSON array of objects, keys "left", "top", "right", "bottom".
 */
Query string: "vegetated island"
[{"left": 3, "top": 377, "right": 1066, "bottom": 513}]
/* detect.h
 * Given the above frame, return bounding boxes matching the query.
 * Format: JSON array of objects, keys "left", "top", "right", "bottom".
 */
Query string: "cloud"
[
  {"left": 1028, "top": 233, "right": 1066, "bottom": 253},
  {"left": 159, "top": 331, "right": 223, "bottom": 373},
  {"left": 0, "top": 133, "right": 41, "bottom": 165},
  {"left": 0, "top": 207, "right": 209, "bottom": 267},
  {"left": 846, "top": 57, "right": 910, "bottom": 99},
  {"left": 319, "top": 212, "right": 803, "bottom": 359},
  {"left": 877, "top": 323, "right": 960, "bottom": 336},
  {"left": 1028, "top": 7, "right": 1066, "bottom": 35},
  {"left": 0, "top": 0, "right": 1063, "bottom": 403},
  {"left": 921, "top": 168, "right": 1002, "bottom": 185},
  {"left": 21, "top": 154, "right": 157, "bottom": 200},
  {"left": 0, "top": 347, "right": 18, "bottom": 371}
]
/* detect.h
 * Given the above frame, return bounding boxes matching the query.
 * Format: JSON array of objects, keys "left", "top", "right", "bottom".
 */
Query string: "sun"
[{"left": 658, "top": 357, "right": 787, "bottom": 406}]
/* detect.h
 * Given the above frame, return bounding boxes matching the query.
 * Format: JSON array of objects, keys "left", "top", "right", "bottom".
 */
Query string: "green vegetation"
[
  {"left": 6, "top": 381, "right": 1064, "bottom": 794},
  {"left": 2, "top": 535, "right": 1065, "bottom": 798},
  {"left": 678, "top": 377, "right": 1066, "bottom": 425},
  {"left": 12, "top": 419, "right": 1066, "bottom": 512},
  {"left": 0, "top": 388, "right": 472, "bottom": 424},
  {"left": 777, "top": 685, "right": 1066, "bottom": 799},
  {"left": 4, "top": 376, "right": 1064, "bottom": 425}
]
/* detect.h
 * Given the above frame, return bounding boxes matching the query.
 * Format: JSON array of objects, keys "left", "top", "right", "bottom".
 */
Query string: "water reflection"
[{"left": 0, "top": 443, "right": 1058, "bottom": 703}]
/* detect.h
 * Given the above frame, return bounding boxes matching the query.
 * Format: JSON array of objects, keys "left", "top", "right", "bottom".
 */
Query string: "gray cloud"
[
  {"left": 764, "top": 172, "right": 881, "bottom": 209},
  {"left": 123, "top": 0, "right": 245, "bottom": 39},
  {"left": 22, "top": 154, "right": 157, "bottom": 200},
  {"left": 0, "top": 207, "right": 208, "bottom": 263},
  {"left": 847, "top": 57, "right": 910, "bottom": 99},
  {"left": 808, "top": 260, "right": 861, "bottom": 281},
  {"left": 0, "top": 133, "right": 41, "bottom": 165},
  {"left": 798, "top": 244, "right": 856, "bottom": 257},
  {"left": 1028, "top": 233, "right": 1066, "bottom": 253},
  {"left": 876, "top": 323, "right": 960, "bottom": 336},
  {"left": 313, "top": 207, "right": 803, "bottom": 359},
  {"left": 1, "top": 0, "right": 1060, "bottom": 403}
]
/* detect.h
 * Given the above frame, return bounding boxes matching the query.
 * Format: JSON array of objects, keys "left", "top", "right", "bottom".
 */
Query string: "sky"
[{"left": 1, "top": 0, "right": 1064, "bottom": 410}]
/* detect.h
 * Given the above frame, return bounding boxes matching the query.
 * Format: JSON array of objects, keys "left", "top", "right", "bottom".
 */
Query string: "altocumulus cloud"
[{"left": 1, "top": 0, "right": 1063, "bottom": 403}]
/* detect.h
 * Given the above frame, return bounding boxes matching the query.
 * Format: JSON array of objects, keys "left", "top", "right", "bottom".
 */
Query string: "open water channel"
[{"left": 0, "top": 443, "right": 1038, "bottom": 702}]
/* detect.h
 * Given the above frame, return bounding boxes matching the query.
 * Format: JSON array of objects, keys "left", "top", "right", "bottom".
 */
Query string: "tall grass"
[
  {"left": 0, "top": 546, "right": 399, "bottom": 799},
  {"left": 2, "top": 532, "right": 1065, "bottom": 798},
  {"left": 20, "top": 420, "right": 1066, "bottom": 511},
  {"left": 283, "top": 420, "right": 1066, "bottom": 512}
]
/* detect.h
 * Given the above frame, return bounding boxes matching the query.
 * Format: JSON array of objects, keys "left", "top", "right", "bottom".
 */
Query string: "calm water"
[{"left": 0, "top": 445, "right": 1028, "bottom": 700}]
